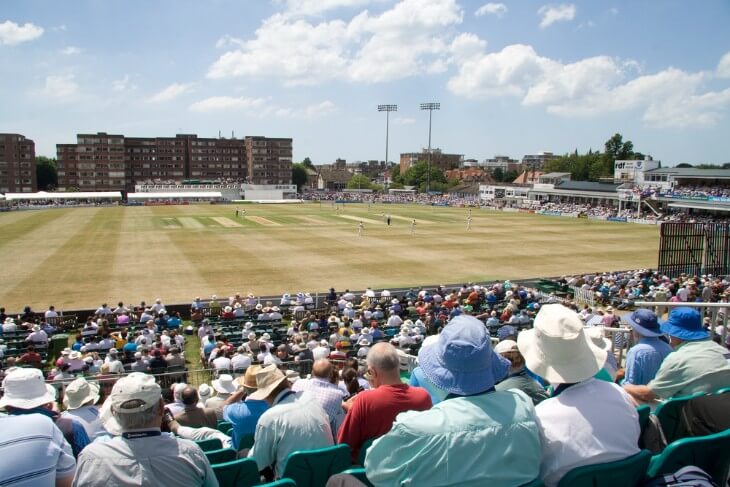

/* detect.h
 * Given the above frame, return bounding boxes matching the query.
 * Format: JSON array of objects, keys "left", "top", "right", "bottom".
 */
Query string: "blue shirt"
[
  {"left": 365, "top": 389, "right": 541, "bottom": 487},
  {"left": 408, "top": 367, "right": 447, "bottom": 405},
  {"left": 123, "top": 342, "right": 137, "bottom": 354},
  {"left": 623, "top": 337, "right": 674, "bottom": 385},
  {"left": 167, "top": 317, "right": 181, "bottom": 329},
  {"left": 223, "top": 399, "right": 268, "bottom": 449}
]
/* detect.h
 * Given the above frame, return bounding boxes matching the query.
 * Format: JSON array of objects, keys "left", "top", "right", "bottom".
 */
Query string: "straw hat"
[
  {"left": 63, "top": 378, "right": 100, "bottom": 410},
  {"left": 247, "top": 365, "right": 288, "bottom": 401},
  {"left": 237, "top": 365, "right": 261, "bottom": 389},
  {"left": 517, "top": 304, "right": 607, "bottom": 384}
]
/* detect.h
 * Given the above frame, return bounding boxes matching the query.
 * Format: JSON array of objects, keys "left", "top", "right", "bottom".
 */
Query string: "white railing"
[{"left": 571, "top": 286, "right": 596, "bottom": 307}]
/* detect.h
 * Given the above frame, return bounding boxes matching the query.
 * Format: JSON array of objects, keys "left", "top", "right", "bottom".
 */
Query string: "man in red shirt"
[
  {"left": 337, "top": 342, "right": 431, "bottom": 463},
  {"left": 18, "top": 345, "right": 42, "bottom": 367}
]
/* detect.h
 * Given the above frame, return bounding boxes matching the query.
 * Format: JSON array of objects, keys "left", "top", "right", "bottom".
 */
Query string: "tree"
[
  {"left": 346, "top": 174, "right": 373, "bottom": 190},
  {"left": 291, "top": 163, "right": 308, "bottom": 192},
  {"left": 492, "top": 167, "right": 504, "bottom": 182},
  {"left": 36, "top": 156, "right": 57, "bottom": 190},
  {"left": 390, "top": 164, "right": 401, "bottom": 184},
  {"left": 301, "top": 157, "right": 314, "bottom": 169},
  {"left": 400, "top": 162, "right": 447, "bottom": 192},
  {"left": 676, "top": 163, "right": 694, "bottom": 168}
]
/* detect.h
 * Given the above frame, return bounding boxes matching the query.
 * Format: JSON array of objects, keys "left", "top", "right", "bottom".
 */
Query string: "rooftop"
[{"left": 645, "top": 167, "right": 730, "bottom": 179}]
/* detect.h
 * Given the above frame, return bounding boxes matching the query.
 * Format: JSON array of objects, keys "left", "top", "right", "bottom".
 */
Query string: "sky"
[{"left": 1, "top": 0, "right": 729, "bottom": 166}]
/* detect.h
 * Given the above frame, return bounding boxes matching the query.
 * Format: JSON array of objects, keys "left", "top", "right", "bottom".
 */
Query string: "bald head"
[
  {"left": 312, "top": 359, "right": 334, "bottom": 381},
  {"left": 181, "top": 386, "right": 198, "bottom": 406},
  {"left": 367, "top": 342, "right": 400, "bottom": 373}
]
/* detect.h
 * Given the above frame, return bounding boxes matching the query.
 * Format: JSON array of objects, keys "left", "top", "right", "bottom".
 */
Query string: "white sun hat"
[
  {"left": 63, "top": 377, "right": 100, "bottom": 410},
  {"left": 0, "top": 368, "right": 57, "bottom": 410}
]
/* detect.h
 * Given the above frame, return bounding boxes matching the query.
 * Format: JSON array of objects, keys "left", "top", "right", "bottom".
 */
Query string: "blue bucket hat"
[
  {"left": 418, "top": 315, "right": 509, "bottom": 396},
  {"left": 497, "top": 325, "right": 517, "bottom": 341},
  {"left": 660, "top": 307, "right": 709, "bottom": 341},
  {"left": 625, "top": 309, "right": 663, "bottom": 338}
]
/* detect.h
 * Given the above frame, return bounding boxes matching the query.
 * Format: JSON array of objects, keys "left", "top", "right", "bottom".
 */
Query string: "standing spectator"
[
  {"left": 73, "top": 373, "right": 218, "bottom": 486},
  {"left": 622, "top": 309, "right": 673, "bottom": 385},
  {"left": 338, "top": 343, "right": 431, "bottom": 463}
]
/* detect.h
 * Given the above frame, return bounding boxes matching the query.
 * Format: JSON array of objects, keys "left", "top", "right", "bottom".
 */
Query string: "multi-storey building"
[
  {"left": 56, "top": 133, "right": 291, "bottom": 191},
  {"left": 400, "top": 149, "right": 463, "bottom": 174},
  {"left": 245, "top": 136, "right": 293, "bottom": 185},
  {"left": 521, "top": 152, "right": 556, "bottom": 169},
  {"left": 0, "top": 133, "right": 36, "bottom": 193}
]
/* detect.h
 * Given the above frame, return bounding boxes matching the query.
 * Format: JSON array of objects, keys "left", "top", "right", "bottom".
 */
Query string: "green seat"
[
  {"left": 205, "top": 447, "right": 237, "bottom": 465},
  {"left": 211, "top": 457, "right": 261, "bottom": 487},
  {"left": 195, "top": 438, "right": 223, "bottom": 452},
  {"left": 357, "top": 438, "right": 374, "bottom": 466},
  {"left": 340, "top": 468, "right": 374, "bottom": 487},
  {"left": 258, "top": 479, "right": 296, "bottom": 487},
  {"left": 519, "top": 479, "right": 545, "bottom": 487},
  {"left": 282, "top": 444, "right": 352, "bottom": 487},
  {"left": 217, "top": 420, "right": 233, "bottom": 433},
  {"left": 647, "top": 429, "right": 730, "bottom": 485},
  {"left": 654, "top": 392, "right": 705, "bottom": 443},
  {"left": 715, "top": 386, "right": 730, "bottom": 395},
  {"left": 556, "top": 450, "right": 652, "bottom": 487}
]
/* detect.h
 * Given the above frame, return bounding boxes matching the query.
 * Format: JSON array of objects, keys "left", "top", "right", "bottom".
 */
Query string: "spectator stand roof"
[
  {"left": 127, "top": 191, "right": 222, "bottom": 200},
  {"left": 3, "top": 191, "right": 122, "bottom": 201}
]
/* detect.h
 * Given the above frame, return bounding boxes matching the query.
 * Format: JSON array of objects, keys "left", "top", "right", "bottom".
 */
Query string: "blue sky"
[{"left": 1, "top": 0, "right": 729, "bottom": 166}]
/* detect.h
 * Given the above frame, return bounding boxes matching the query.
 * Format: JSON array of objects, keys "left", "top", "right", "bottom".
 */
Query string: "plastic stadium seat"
[
  {"left": 282, "top": 444, "right": 352, "bottom": 487},
  {"left": 205, "top": 447, "right": 237, "bottom": 465},
  {"left": 556, "top": 450, "right": 652, "bottom": 487},
  {"left": 654, "top": 392, "right": 706, "bottom": 443},
  {"left": 646, "top": 429, "right": 730, "bottom": 485},
  {"left": 259, "top": 480, "right": 296, "bottom": 487},
  {"left": 211, "top": 457, "right": 261, "bottom": 487},
  {"left": 195, "top": 437, "right": 223, "bottom": 452},
  {"left": 339, "top": 468, "right": 374, "bottom": 487},
  {"left": 357, "top": 438, "right": 374, "bottom": 466},
  {"left": 217, "top": 420, "right": 233, "bottom": 433},
  {"left": 519, "top": 478, "right": 545, "bottom": 487},
  {"left": 636, "top": 404, "right": 651, "bottom": 435}
]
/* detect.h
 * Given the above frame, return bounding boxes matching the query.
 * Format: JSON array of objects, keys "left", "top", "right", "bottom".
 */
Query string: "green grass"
[{"left": 0, "top": 202, "right": 659, "bottom": 310}]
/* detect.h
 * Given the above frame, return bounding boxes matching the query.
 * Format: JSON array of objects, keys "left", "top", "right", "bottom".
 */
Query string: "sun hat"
[
  {"left": 261, "top": 333, "right": 271, "bottom": 342},
  {"left": 585, "top": 326, "right": 613, "bottom": 351},
  {"left": 224, "top": 306, "right": 232, "bottom": 313},
  {"left": 517, "top": 304, "right": 607, "bottom": 384},
  {"left": 417, "top": 315, "right": 509, "bottom": 396},
  {"left": 100, "top": 373, "right": 162, "bottom": 435},
  {"left": 660, "top": 307, "right": 709, "bottom": 341},
  {"left": 63, "top": 378, "right": 100, "bottom": 410},
  {"left": 494, "top": 339, "right": 519, "bottom": 354},
  {"left": 4, "top": 317, "right": 14, "bottom": 324},
  {"left": 624, "top": 309, "right": 663, "bottom": 338},
  {"left": 358, "top": 337, "right": 371, "bottom": 346},
  {"left": 497, "top": 325, "right": 517, "bottom": 341},
  {"left": 198, "top": 384, "right": 212, "bottom": 400},
  {"left": 69, "top": 351, "right": 82, "bottom": 360},
  {"left": 32, "top": 324, "right": 41, "bottom": 332},
  {"left": 0, "top": 368, "right": 57, "bottom": 409},
  {"left": 237, "top": 365, "right": 261, "bottom": 389},
  {"left": 248, "top": 365, "right": 288, "bottom": 400},
  {"left": 212, "top": 374, "right": 237, "bottom": 394}
]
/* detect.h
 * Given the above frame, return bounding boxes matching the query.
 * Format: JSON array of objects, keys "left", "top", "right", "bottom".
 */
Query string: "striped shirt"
[{"left": 0, "top": 413, "right": 76, "bottom": 486}]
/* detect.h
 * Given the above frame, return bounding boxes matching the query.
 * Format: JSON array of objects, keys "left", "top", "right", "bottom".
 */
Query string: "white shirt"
[
  {"left": 26, "top": 330, "right": 48, "bottom": 343},
  {"left": 62, "top": 405, "right": 107, "bottom": 439},
  {"left": 212, "top": 356, "right": 232, "bottom": 371},
  {"left": 535, "top": 378, "right": 640, "bottom": 487},
  {"left": 2, "top": 322, "right": 16, "bottom": 333},
  {"left": 231, "top": 354, "right": 252, "bottom": 370},
  {"left": 45, "top": 310, "right": 59, "bottom": 318},
  {"left": 248, "top": 390, "right": 333, "bottom": 477},
  {"left": 151, "top": 302, "right": 166, "bottom": 313},
  {"left": 387, "top": 315, "right": 403, "bottom": 327}
]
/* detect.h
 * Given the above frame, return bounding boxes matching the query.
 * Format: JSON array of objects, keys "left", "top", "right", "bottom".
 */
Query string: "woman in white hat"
[
  {"left": 517, "top": 304, "right": 640, "bottom": 487},
  {"left": 61, "top": 377, "right": 106, "bottom": 439}
]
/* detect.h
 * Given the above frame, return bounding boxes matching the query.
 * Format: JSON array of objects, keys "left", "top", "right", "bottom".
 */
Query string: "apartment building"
[
  {"left": 400, "top": 149, "right": 463, "bottom": 174},
  {"left": 0, "top": 133, "right": 36, "bottom": 193},
  {"left": 245, "top": 136, "right": 293, "bottom": 185}
]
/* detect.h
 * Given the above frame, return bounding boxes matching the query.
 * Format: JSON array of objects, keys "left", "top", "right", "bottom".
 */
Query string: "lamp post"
[
  {"left": 420, "top": 102, "right": 440, "bottom": 193},
  {"left": 378, "top": 104, "right": 397, "bottom": 189}
]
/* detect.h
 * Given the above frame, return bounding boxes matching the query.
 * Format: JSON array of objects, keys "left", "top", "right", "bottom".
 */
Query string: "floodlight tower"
[
  {"left": 377, "top": 104, "right": 398, "bottom": 189},
  {"left": 420, "top": 102, "right": 440, "bottom": 193}
]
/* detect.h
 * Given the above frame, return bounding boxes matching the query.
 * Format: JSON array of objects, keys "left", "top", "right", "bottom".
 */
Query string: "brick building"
[
  {"left": 400, "top": 149, "right": 463, "bottom": 174},
  {"left": 0, "top": 133, "right": 36, "bottom": 193},
  {"left": 56, "top": 132, "right": 291, "bottom": 191}
]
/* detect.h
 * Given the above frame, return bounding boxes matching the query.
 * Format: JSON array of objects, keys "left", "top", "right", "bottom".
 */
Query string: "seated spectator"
[
  {"left": 26, "top": 324, "right": 48, "bottom": 344},
  {"left": 167, "top": 311, "right": 182, "bottom": 330},
  {"left": 494, "top": 340, "right": 549, "bottom": 405},
  {"left": 622, "top": 309, "right": 673, "bottom": 385},
  {"left": 165, "top": 347, "right": 185, "bottom": 369},
  {"left": 247, "top": 365, "right": 333, "bottom": 480},
  {"left": 206, "top": 374, "right": 237, "bottom": 419},
  {"left": 518, "top": 304, "right": 640, "bottom": 487},
  {"left": 624, "top": 307, "right": 730, "bottom": 402},
  {"left": 61, "top": 378, "right": 107, "bottom": 439},
  {"left": 18, "top": 344, "right": 43, "bottom": 367},
  {"left": 75, "top": 373, "right": 217, "bottom": 486},
  {"left": 292, "top": 359, "right": 347, "bottom": 438},
  {"left": 1, "top": 368, "right": 90, "bottom": 458},
  {"left": 363, "top": 315, "right": 540, "bottom": 486},
  {"left": 174, "top": 386, "right": 218, "bottom": 429},
  {"left": 130, "top": 352, "right": 150, "bottom": 373},
  {"left": 223, "top": 366, "right": 269, "bottom": 450},
  {"left": 1, "top": 317, "right": 16, "bottom": 333},
  {"left": 148, "top": 349, "right": 168, "bottom": 370},
  {"left": 338, "top": 343, "right": 431, "bottom": 464},
  {"left": 165, "top": 383, "right": 188, "bottom": 416}
]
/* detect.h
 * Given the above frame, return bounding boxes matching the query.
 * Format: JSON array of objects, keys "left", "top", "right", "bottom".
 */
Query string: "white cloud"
[
  {"left": 393, "top": 116, "right": 416, "bottom": 125},
  {"left": 40, "top": 74, "right": 78, "bottom": 99},
  {"left": 146, "top": 83, "right": 195, "bottom": 103},
  {"left": 475, "top": 3, "right": 507, "bottom": 18},
  {"left": 717, "top": 52, "right": 730, "bottom": 79},
  {"left": 0, "top": 20, "right": 44, "bottom": 45},
  {"left": 448, "top": 42, "right": 730, "bottom": 129},
  {"left": 189, "top": 96, "right": 267, "bottom": 112},
  {"left": 112, "top": 74, "right": 136, "bottom": 92},
  {"left": 60, "top": 46, "right": 82, "bottom": 55},
  {"left": 208, "top": 0, "right": 464, "bottom": 85},
  {"left": 537, "top": 4, "right": 576, "bottom": 28}
]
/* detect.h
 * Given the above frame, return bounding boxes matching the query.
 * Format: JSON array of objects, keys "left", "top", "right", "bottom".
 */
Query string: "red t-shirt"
[{"left": 337, "top": 383, "right": 432, "bottom": 463}]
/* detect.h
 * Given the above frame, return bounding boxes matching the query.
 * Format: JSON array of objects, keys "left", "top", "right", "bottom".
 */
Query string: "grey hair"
[
  {"left": 114, "top": 401, "right": 161, "bottom": 430},
  {"left": 366, "top": 342, "right": 400, "bottom": 372}
]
